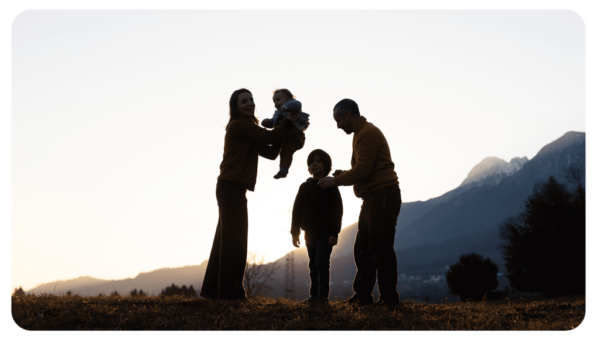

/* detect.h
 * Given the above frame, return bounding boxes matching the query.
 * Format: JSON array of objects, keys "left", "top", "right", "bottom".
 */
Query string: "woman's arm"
[
  {"left": 258, "top": 140, "right": 282, "bottom": 160},
  {"left": 237, "top": 118, "right": 295, "bottom": 145}
]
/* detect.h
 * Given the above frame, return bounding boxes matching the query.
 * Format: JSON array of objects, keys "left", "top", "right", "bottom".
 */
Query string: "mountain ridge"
[
  {"left": 24, "top": 131, "right": 585, "bottom": 299},
  {"left": 27, "top": 262, "right": 208, "bottom": 296}
]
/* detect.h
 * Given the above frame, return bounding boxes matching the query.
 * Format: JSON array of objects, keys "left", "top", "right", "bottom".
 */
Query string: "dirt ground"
[{"left": 485, "top": 294, "right": 585, "bottom": 306}]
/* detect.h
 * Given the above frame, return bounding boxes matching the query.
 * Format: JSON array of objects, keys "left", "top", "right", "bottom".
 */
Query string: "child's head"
[
  {"left": 272, "top": 88, "right": 295, "bottom": 111},
  {"left": 307, "top": 149, "right": 332, "bottom": 178}
]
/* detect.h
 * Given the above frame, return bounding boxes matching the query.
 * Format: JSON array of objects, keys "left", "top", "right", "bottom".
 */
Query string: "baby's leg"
[
  {"left": 274, "top": 135, "right": 304, "bottom": 179},
  {"left": 279, "top": 139, "right": 303, "bottom": 168}
]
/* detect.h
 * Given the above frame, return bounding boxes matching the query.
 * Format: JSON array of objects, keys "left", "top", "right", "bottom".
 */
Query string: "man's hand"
[
  {"left": 318, "top": 176, "right": 336, "bottom": 189},
  {"left": 292, "top": 236, "right": 300, "bottom": 248},
  {"left": 332, "top": 169, "right": 345, "bottom": 177},
  {"left": 329, "top": 236, "right": 338, "bottom": 247}
]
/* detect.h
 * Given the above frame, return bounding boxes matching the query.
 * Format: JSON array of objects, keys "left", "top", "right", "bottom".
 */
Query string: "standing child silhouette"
[{"left": 291, "top": 149, "right": 343, "bottom": 302}]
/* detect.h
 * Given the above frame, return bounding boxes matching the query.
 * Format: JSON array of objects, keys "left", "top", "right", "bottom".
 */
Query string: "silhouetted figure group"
[{"left": 201, "top": 88, "right": 402, "bottom": 305}]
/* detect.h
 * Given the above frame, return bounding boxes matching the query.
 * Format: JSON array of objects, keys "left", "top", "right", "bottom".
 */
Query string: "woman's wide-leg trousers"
[{"left": 200, "top": 182, "right": 249, "bottom": 300}]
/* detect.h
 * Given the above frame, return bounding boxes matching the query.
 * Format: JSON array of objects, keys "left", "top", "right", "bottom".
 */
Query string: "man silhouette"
[{"left": 318, "top": 99, "right": 402, "bottom": 305}]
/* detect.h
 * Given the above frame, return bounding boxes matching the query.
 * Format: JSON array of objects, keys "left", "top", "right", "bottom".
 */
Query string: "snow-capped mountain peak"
[{"left": 460, "top": 156, "right": 529, "bottom": 187}]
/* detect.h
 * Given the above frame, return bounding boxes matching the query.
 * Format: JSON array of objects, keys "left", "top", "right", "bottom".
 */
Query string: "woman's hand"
[
  {"left": 286, "top": 110, "right": 302, "bottom": 123},
  {"left": 292, "top": 235, "right": 300, "bottom": 248}
]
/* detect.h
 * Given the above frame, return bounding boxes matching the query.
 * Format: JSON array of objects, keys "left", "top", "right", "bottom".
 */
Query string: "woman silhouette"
[{"left": 200, "top": 88, "right": 301, "bottom": 300}]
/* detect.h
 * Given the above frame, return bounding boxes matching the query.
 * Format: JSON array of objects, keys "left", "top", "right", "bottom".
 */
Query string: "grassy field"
[{"left": 11, "top": 293, "right": 585, "bottom": 330}]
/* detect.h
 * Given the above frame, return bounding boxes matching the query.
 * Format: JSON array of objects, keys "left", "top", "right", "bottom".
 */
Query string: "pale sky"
[{"left": 11, "top": 10, "right": 585, "bottom": 291}]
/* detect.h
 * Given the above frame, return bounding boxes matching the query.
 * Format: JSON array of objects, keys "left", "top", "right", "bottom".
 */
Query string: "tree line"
[{"left": 445, "top": 167, "right": 585, "bottom": 301}]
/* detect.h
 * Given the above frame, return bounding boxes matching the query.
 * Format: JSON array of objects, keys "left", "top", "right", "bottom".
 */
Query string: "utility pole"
[
  {"left": 284, "top": 251, "right": 295, "bottom": 300},
  {"left": 282, "top": 204, "right": 295, "bottom": 300}
]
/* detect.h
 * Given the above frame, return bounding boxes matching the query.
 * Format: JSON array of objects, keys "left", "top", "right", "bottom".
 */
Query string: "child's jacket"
[
  {"left": 267, "top": 99, "right": 310, "bottom": 132},
  {"left": 291, "top": 177, "right": 343, "bottom": 238}
]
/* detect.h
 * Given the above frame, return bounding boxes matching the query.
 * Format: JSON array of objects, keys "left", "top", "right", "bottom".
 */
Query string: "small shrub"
[
  {"left": 446, "top": 253, "right": 498, "bottom": 301},
  {"left": 159, "top": 283, "right": 197, "bottom": 298}
]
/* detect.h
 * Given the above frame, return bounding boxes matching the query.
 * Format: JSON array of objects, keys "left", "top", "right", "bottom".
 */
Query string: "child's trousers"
[
  {"left": 305, "top": 231, "right": 333, "bottom": 298},
  {"left": 279, "top": 130, "right": 305, "bottom": 168}
]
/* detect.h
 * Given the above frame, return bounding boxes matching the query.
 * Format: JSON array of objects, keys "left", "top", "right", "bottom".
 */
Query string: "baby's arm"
[
  {"left": 262, "top": 111, "right": 279, "bottom": 128},
  {"left": 261, "top": 118, "right": 274, "bottom": 128}
]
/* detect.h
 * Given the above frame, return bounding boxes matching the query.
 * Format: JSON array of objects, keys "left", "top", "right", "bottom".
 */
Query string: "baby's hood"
[{"left": 282, "top": 98, "right": 302, "bottom": 112}]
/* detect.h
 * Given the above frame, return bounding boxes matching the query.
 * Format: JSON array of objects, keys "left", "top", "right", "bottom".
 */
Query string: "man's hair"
[
  {"left": 273, "top": 88, "right": 295, "bottom": 99},
  {"left": 334, "top": 98, "right": 360, "bottom": 117},
  {"left": 307, "top": 149, "right": 332, "bottom": 176},
  {"left": 226, "top": 88, "right": 258, "bottom": 130}
]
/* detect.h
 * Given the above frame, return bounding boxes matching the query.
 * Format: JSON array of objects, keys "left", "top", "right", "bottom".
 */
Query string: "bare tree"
[
  {"left": 12, "top": 287, "right": 26, "bottom": 297},
  {"left": 244, "top": 252, "right": 279, "bottom": 297}
]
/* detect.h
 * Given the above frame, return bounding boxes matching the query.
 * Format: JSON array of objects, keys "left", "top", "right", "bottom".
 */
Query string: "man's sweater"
[
  {"left": 218, "top": 117, "right": 294, "bottom": 191},
  {"left": 333, "top": 116, "right": 399, "bottom": 198},
  {"left": 291, "top": 178, "right": 343, "bottom": 238}
]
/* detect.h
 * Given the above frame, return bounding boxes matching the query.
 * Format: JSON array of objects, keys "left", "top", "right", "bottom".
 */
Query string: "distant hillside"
[
  {"left": 323, "top": 131, "right": 585, "bottom": 279},
  {"left": 263, "top": 131, "right": 585, "bottom": 300},
  {"left": 27, "top": 261, "right": 208, "bottom": 296},
  {"left": 28, "top": 131, "right": 585, "bottom": 301},
  {"left": 26, "top": 276, "right": 108, "bottom": 295}
]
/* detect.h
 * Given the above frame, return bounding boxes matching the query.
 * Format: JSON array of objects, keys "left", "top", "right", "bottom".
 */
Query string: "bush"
[
  {"left": 446, "top": 253, "right": 498, "bottom": 301},
  {"left": 130, "top": 288, "right": 148, "bottom": 297},
  {"left": 499, "top": 171, "right": 585, "bottom": 296},
  {"left": 160, "top": 283, "right": 197, "bottom": 298}
]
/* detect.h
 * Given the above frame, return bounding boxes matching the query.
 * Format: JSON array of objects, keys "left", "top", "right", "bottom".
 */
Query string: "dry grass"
[{"left": 12, "top": 293, "right": 585, "bottom": 330}]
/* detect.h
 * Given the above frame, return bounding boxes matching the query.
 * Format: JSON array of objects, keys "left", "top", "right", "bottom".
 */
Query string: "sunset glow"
[{"left": 11, "top": 10, "right": 585, "bottom": 292}]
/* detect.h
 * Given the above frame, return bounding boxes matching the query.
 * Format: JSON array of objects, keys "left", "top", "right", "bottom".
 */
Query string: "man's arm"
[
  {"left": 333, "top": 130, "right": 380, "bottom": 186},
  {"left": 329, "top": 187, "right": 344, "bottom": 238},
  {"left": 332, "top": 169, "right": 346, "bottom": 177}
]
